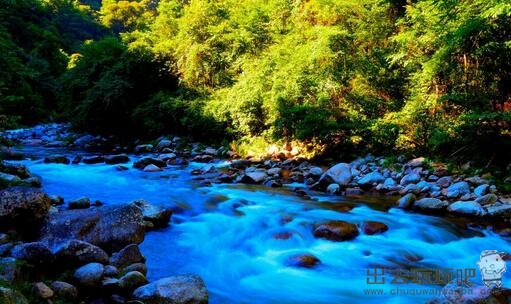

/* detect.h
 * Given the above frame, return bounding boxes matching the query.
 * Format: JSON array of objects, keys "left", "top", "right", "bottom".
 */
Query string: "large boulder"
[
  {"left": 313, "top": 220, "right": 359, "bottom": 241},
  {"left": 447, "top": 201, "right": 486, "bottom": 217},
  {"left": 321, "top": 163, "right": 352, "bottom": 186},
  {"left": 54, "top": 240, "right": 109, "bottom": 266},
  {"left": 132, "top": 275, "right": 208, "bottom": 304},
  {"left": 0, "top": 187, "right": 51, "bottom": 234},
  {"left": 41, "top": 203, "right": 145, "bottom": 252}
]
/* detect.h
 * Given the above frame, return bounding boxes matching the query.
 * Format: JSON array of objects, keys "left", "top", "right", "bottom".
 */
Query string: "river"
[{"left": 10, "top": 146, "right": 511, "bottom": 304}]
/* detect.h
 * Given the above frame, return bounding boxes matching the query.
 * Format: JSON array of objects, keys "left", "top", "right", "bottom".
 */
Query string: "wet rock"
[
  {"left": 133, "top": 157, "right": 166, "bottom": 169},
  {"left": 41, "top": 203, "right": 145, "bottom": 252},
  {"left": 119, "top": 271, "right": 148, "bottom": 290},
  {"left": 0, "top": 162, "right": 30, "bottom": 179},
  {"left": 116, "top": 165, "right": 129, "bottom": 171},
  {"left": 445, "top": 181, "right": 470, "bottom": 198},
  {"left": 0, "top": 287, "right": 29, "bottom": 304},
  {"left": 308, "top": 167, "right": 323, "bottom": 177},
  {"left": 264, "top": 180, "right": 282, "bottom": 187},
  {"left": 485, "top": 203, "right": 511, "bottom": 217},
  {"left": 55, "top": 240, "right": 109, "bottom": 266},
  {"left": 400, "top": 183, "right": 421, "bottom": 195},
  {"left": 240, "top": 172, "right": 267, "bottom": 184},
  {"left": 134, "top": 144, "right": 154, "bottom": 153},
  {"left": 10, "top": 242, "right": 54, "bottom": 265},
  {"left": 400, "top": 173, "right": 420, "bottom": 186},
  {"left": 202, "top": 148, "right": 217, "bottom": 156},
  {"left": 397, "top": 193, "right": 416, "bottom": 209},
  {"left": 24, "top": 176, "right": 41, "bottom": 187},
  {"left": 191, "top": 155, "right": 214, "bottom": 163},
  {"left": 326, "top": 183, "right": 340, "bottom": 194},
  {"left": 286, "top": 253, "right": 321, "bottom": 268},
  {"left": 33, "top": 282, "right": 54, "bottom": 299},
  {"left": 360, "top": 221, "right": 388, "bottom": 235},
  {"left": 413, "top": 198, "right": 448, "bottom": 212},
  {"left": 82, "top": 156, "right": 105, "bottom": 164},
  {"left": 0, "top": 187, "right": 51, "bottom": 232},
  {"left": 74, "top": 262, "right": 105, "bottom": 287},
  {"left": 68, "top": 197, "right": 91, "bottom": 209},
  {"left": 105, "top": 154, "right": 130, "bottom": 165},
  {"left": 321, "top": 163, "right": 352, "bottom": 186},
  {"left": 267, "top": 167, "right": 282, "bottom": 176},
  {"left": 132, "top": 275, "right": 208, "bottom": 304},
  {"left": 383, "top": 178, "right": 396, "bottom": 187},
  {"left": 44, "top": 155, "right": 70, "bottom": 164},
  {"left": 74, "top": 135, "right": 96, "bottom": 147},
  {"left": 72, "top": 155, "right": 82, "bottom": 164},
  {"left": 358, "top": 172, "right": 385, "bottom": 186},
  {"left": 133, "top": 200, "right": 172, "bottom": 229},
  {"left": 158, "top": 153, "right": 177, "bottom": 162},
  {"left": 447, "top": 201, "right": 486, "bottom": 216},
  {"left": 0, "top": 172, "right": 20, "bottom": 183},
  {"left": 345, "top": 187, "right": 362, "bottom": 196},
  {"left": 156, "top": 140, "right": 172, "bottom": 151},
  {"left": 465, "top": 176, "right": 488, "bottom": 186},
  {"left": 473, "top": 184, "right": 489, "bottom": 197},
  {"left": 144, "top": 164, "right": 163, "bottom": 172},
  {"left": 123, "top": 263, "right": 147, "bottom": 276},
  {"left": 475, "top": 193, "right": 498, "bottom": 205},
  {"left": 102, "top": 277, "right": 119, "bottom": 290},
  {"left": 313, "top": 220, "right": 359, "bottom": 241},
  {"left": 109, "top": 244, "right": 145, "bottom": 269},
  {"left": 50, "top": 281, "right": 78, "bottom": 300}
]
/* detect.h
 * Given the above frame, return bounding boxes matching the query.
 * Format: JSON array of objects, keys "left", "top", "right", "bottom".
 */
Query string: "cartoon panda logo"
[{"left": 477, "top": 250, "right": 506, "bottom": 288}]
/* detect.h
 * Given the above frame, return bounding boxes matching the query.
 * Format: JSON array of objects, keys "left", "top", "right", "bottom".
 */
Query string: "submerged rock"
[
  {"left": 313, "top": 220, "right": 359, "bottom": 241},
  {"left": 132, "top": 275, "right": 208, "bottom": 304},
  {"left": 286, "top": 253, "right": 321, "bottom": 268},
  {"left": 41, "top": 203, "right": 145, "bottom": 252},
  {"left": 360, "top": 221, "right": 388, "bottom": 235}
]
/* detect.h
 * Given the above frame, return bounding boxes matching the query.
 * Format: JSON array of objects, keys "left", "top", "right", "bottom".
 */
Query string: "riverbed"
[{"left": 11, "top": 147, "right": 511, "bottom": 304}]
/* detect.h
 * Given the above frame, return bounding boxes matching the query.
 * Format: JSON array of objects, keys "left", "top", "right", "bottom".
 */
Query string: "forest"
[{"left": 1, "top": 0, "right": 510, "bottom": 167}]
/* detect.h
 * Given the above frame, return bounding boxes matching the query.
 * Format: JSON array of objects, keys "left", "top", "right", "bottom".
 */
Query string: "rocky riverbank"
[{"left": 1, "top": 123, "right": 511, "bottom": 303}]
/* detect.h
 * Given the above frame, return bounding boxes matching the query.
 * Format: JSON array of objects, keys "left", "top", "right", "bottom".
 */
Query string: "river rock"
[
  {"left": 267, "top": 167, "right": 282, "bottom": 176},
  {"left": 360, "top": 221, "right": 388, "bottom": 235},
  {"left": 326, "top": 183, "right": 340, "bottom": 194},
  {"left": 0, "top": 172, "right": 20, "bottom": 183},
  {"left": 475, "top": 193, "right": 498, "bottom": 205},
  {"left": 133, "top": 200, "right": 172, "bottom": 229},
  {"left": 109, "top": 244, "right": 145, "bottom": 269},
  {"left": 133, "top": 157, "right": 166, "bottom": 169},
  {"left": 400, "top": 173, "right": 420, "bottom": 186},
  {"left": 82, "top": 156, "right": 105, "bottom": 164},
  {"left": 436, "top": 176, "right": 452, "bottom": 188},
  {"left": 473, "top": 184, "right": 489, "bottom": 197},
  {"left": 55, "top": 240, "right": 109, "bottom": 266},
  {"left": 105, "top": 154, "right": 130, "bottom": 164},
  {"left": 358, "top": 172, "right": 385, "bottom": 186},
  {"left": 44, "top": 155, "right": 70, "bottom": 164},
  {"left": 400, "top": 183, "right": 421, "bottom": 195},
  {"left": 33, "top": 282, "right": 54, "bottom": 299},
  {"left": 191, "top": 155, "right": 214, "bottom": 163},
  {"left": 10, "top": 242, "right": 54, "bottom": 265},
  {"left": 445, "top": 181, "right": 470, "bottom": 198},
  {"left": 447, "top": 201, "right": 486, "bottom": 216},
  {"left": 119, "top": 271, "right": 148, "bottom": 290},
  {"left": 285, "top": 253, "right": 321, "bottom": 268},
  {"left": 0, "top": 162, "right": 30, "bottom": 179},
  {"left": 322, "top": 163, "right": 352, "bottom": 186},
  {"left": 413, "top": 198, "right": 448, "bottom": 212},
  {"left": 313, "top": 221, "right": 359, "bottom": 241},
  {"left": 308, "top": 167, "right": 323, "bottom": 177},
  {"left": 105, "top": 265, "right": 119, "bottom": 277},
  {"left": 50, "top": 281, "right": 78, "bottom": 299},
  {"left": 74, "top": 262, "right": 104, "bottom": 287},
  {"left": 68, "top": 197, "right": 91, "bottom": 209},
  {"left": 0, "top": 258, "right": 22, "bottom": 283},
  {"left": 41, "top": 203, "right": 145, "bottom": 252},
  {"left": 485, "top": 203, "right": 511, "bottom": 217},
  {"left": 0, "top": 287, "right": 29, "bottom": 304},
  {"left": 156, "top": 140, "right": 172, "bottom": 151},
  {"left": 396, "top": 193, "right": 416, "bottom": 209},
  {"left": 132, "top": 275, "right": 208, "bottom": 304},
  {"left": 144, "top": 164, "right": 163, "bottom": 172},
  {"left": 240, "top": 172, "right": 267, "bottom": 184},
  {"left": 0, "top": 186, "right": 51, "bottom": 234},
  {"left": 407, "top": 157, "right": 425, "bottom": 168},
  {"left": 158, "top": 153, "right": 177, "bottom": 162},
  {"left": 123, "top": 262, "right": 147, "bottom": 276}
]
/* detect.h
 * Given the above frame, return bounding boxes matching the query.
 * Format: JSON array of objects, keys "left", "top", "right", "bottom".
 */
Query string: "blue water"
[{"left": 11, "top": 150, "right": 511, "bottom": 303}]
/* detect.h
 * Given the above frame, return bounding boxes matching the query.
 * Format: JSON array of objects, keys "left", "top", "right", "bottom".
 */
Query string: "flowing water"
[{"left": 9, "top": 147, "right": 511, "bottom": 304}]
